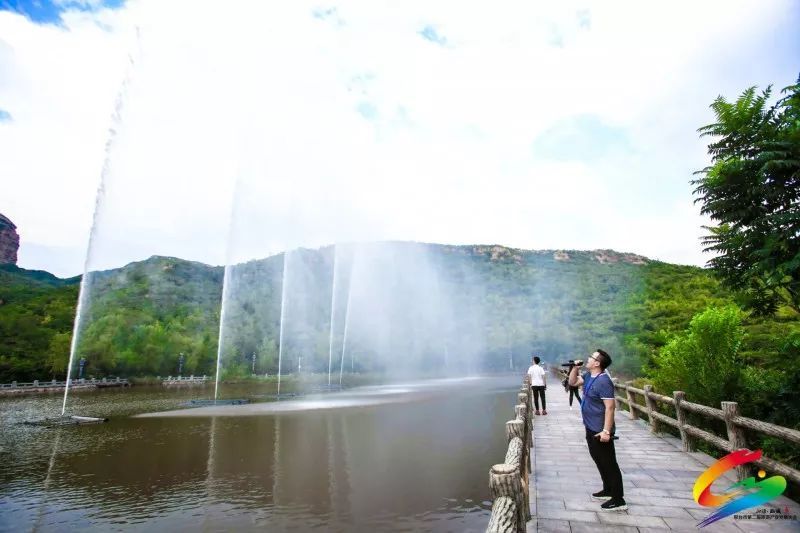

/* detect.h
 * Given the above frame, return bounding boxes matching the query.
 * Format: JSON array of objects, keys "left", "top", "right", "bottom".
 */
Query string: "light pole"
[{"left": 178, "top": 353, "right": 185, "bottom": 376}]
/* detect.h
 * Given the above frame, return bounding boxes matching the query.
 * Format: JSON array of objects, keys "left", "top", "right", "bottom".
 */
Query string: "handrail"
[
  {"left": 0, "top": 377, "right": 129, "bottom": 389},
  {"left": 162, "top": 375, "right": 209, "bottom": 382},
  {"left": 486, "top": 376, "right": 533, "bottom": 533},
  {"left": 613, "top": 379, "right": 800, "bottom": 485}
]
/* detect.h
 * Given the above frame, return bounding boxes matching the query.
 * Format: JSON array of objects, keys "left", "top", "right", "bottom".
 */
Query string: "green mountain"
[
  {"left": 1, "top": 245, "right": 798, "bottom": 384},
  {"left": 0, "top": 264, "right": 81, "bottom": 380}
]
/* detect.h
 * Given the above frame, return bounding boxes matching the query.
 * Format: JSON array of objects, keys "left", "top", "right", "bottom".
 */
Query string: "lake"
[{"left": 0, "top": 376, "right": 518, "bottom": 532}]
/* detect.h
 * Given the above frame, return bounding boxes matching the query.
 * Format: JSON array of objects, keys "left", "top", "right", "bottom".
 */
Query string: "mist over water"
[{"left": 54, "top": 1, "right": 647, "bottom": 430}]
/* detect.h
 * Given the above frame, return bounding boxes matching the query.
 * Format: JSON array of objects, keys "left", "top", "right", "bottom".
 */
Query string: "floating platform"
[
  {"left": 184, "top": 399, "right": 249, "bottom": 407},
  {"left": 273, "top": 392, "right": 301, "bottom": 400},
  {"left": 23, "top": 415, "right": 109, "bottom": 427},
  {"left": 308, "top": 384, "right": 343, "bottom": 393}
]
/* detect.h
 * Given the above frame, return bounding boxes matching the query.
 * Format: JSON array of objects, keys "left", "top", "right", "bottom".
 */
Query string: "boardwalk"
[{"left": 528, "top": 392, "right": 799, "bottom": 532}]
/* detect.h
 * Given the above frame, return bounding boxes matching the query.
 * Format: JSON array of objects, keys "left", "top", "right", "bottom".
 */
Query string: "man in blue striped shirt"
[{"left": 568, "top": 349, "right": 627, "bottom": 511}]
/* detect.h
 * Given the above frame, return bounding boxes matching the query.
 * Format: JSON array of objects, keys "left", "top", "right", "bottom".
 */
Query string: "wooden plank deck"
[{"left": 527, "top": 391, "right": 799, "bottom": 532}]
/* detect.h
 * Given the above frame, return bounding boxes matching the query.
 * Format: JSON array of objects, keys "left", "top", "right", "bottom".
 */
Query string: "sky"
[{"left": 0, "top": 0, "right": 798, "bottom": 277}]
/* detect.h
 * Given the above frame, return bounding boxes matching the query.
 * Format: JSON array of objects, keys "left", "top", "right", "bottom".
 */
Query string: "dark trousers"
[
  {"left": 531, "top": 386, "right": 546, "bottom": 411},
  {"left": 585, "top": 428, "right": 624, "bottom": 500},
  {"left": 569, "top": 387, "right": 581, "bottom": 406}
]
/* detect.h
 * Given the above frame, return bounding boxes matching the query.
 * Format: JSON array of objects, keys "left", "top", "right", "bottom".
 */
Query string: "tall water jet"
[
  {"left": 213, "top": 158, "right": 242, "bottom": 402},
  {"left": 62, "top": 271, "right": 93, "bottom": 415},
  {"left": 338, "top": 258, "right": 354, "bottom": 387},
  {"left": 213, "top": 265, "right": 233, "bottom": 402},
  {"left": 277, "top": 250, "right": 290, "bottom": 397},
  {"left": 62, "top": 29, "right": 141, "bottom": 416},
  {"left": 327, "top": 245, "right": 339, "bottom": 387}
]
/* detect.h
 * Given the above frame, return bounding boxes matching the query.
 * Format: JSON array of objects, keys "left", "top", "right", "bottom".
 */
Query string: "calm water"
[{"left": 0, "top": 376, "right": 517, "bottom": 532}]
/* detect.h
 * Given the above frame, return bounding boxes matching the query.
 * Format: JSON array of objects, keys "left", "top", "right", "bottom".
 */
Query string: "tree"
[
  {"left": 693, "top": 77, "right": 800, "bottom": 315},
  {"left": 648, "top": 306, "right": 744, "bottom": 407}
]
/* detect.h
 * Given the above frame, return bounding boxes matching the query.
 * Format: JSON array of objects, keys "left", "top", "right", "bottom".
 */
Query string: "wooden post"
[
  {"left": 722, "top": 402, "right": 749, "bottom": 481},
  {"left": 521, "top": 379, "right": 532, "bottom": 440},
  {"left": 516, "top": 396, "right": 531, "bottom": 474},
  {"left": 611, "top": 378, "right": 620, "bottom": 410},
  {"left": 643, "top": 385, "right": 660, "bottom": 433},
  {"left": 505, "top": 436, "right": 527, "bottom": 531},
  {"left": 514, "top": 403, "right": 531, "bottom": 505},
  {"left": 673, "top": 391, "right": 695, "bottom": 452},
  {"left": 507, "top": 418, "right": 523, "bottom": 440},
  {"left": 625, "top": 382, "right": 638, "bottom": 420},
  {"left": 489, "top": 463, "right": 522, "bottom": 532},
  {"left": 504, "top": 421, "right": 529, "bottom": 526}
]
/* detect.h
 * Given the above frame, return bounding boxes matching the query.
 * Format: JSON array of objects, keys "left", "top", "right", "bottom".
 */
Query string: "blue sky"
[
  {"left": 0, "top": 1, "right": 798, "bottom": 276},
  {"left": 0, "top": 0, "right": 124, "bottom": 24}
]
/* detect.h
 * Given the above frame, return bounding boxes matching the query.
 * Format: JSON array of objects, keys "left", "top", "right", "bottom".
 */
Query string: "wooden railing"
[
  {"left": 486, "top": 376, "right": 533, "bottom": 533},
  {"left": 613, "top": 379, "right": 800, "bottom": 484}
]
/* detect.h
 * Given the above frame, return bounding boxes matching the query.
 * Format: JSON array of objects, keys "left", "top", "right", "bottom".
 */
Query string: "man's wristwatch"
[{"left": 601, "top": 429, "right": 610, "bottom": 435}]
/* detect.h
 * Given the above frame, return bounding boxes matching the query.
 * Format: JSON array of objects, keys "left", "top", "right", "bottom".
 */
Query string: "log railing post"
[
  {"left": 722, "top": 402, "right": 749, "bottom": 481},
  {"left": 486, "top": 376, "right": 537, "bottom": 533},
  {"left": 624, "top": 382, "right": 638, "bottom": 420},
  {"left": 643, "top": 384, "right": 660, "bottom": 433},
  {"left": 506, "top": 417, "right": 530, "bottom": 523},
  {"left": 521, "top": 381, "right": 533, "bottom": 448},
  {"left": 517, "top": 393, "right": 531, "bottom": 474},
  {"left": 488, "top": 463, "right": 522, "bottom": 533},
  {"left": 611, "top": 378, "right": 620, "bottom": 410},
  {"left": 673, "top": 391, "right": 695, "bottom": 452}
]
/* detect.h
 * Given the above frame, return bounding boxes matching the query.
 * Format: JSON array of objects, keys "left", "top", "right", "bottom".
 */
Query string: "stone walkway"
[{"left": 527, "top": 390, "right": 799, "bottom": 532}]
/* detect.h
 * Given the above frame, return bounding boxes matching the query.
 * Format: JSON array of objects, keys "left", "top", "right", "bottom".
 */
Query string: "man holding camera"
[{"left": 568, "top": 349, "right": 626, "bottom": 511}]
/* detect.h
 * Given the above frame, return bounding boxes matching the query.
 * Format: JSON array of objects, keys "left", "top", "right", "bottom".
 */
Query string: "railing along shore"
[
  {"left": 486, "top": 375, "right": 533, "bottom": 533},
  {"left": 161, "top": 375, "right": 209, "bottom": 386},
  {"left": 0, "top": 377, "right": 129, "bottom": 395},
  {"left": 613, "top": 379, "right": 800, "bottom": 484}
]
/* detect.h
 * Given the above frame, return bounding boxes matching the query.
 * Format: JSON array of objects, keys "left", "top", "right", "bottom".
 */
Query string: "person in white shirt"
[{"left": 527, "top": 355, "right": 548, "bottom": 415}]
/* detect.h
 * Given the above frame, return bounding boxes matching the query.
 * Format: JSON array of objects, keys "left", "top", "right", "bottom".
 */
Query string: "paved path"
[{"left": 527, "top": 390, "right": 799, "bottom": 532}]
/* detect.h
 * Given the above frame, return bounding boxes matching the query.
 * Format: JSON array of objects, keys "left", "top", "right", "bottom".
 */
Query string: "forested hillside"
[
  {"left": 1, "top": 245, "right": 797, "bottom": 384},
  {"left": 0, "top": 264, "right": 79, "bottom": 380}
]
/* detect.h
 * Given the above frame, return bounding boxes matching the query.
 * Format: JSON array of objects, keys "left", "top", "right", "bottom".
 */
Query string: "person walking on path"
[
  {"left": 568, "top": 349, "right": 626, "bottom": 511},
  {"left": 527, "top": 355, "right": 547, "bottom": 415},
  {"left": 568, "top": 379, "right": 582, "bottom": 410}
]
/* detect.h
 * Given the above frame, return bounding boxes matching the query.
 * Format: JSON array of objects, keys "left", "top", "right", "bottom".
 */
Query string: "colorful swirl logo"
[{"left": 693, "top": 449, "right": 787, "bottom": 527}]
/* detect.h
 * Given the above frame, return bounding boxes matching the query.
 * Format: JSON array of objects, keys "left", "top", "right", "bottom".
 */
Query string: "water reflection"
[{"left": 0, "top": 376, "right": 515, "bottom": 532}]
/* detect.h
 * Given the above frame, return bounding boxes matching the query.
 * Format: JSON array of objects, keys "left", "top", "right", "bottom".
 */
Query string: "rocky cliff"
[{"left": 0, "top": 213, "right": 19, "bottom": 265}]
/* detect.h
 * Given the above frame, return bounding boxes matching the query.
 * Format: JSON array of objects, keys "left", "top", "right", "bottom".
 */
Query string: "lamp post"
[
  {"left": 178, "top": 353, "right": 185, "bottom": 376},
  {"left": 78, "top": 357, "right": 86, "bottom": 379}
]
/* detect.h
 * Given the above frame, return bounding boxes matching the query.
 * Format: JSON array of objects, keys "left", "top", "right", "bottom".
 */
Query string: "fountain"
[
  {"left": 276, "top": 250, "right": 289, "bottom": 398},
  {"left": 327, "top": 245, "right": 339, "bottom": 388}
]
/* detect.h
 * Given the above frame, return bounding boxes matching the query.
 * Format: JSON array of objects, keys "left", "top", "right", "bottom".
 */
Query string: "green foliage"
[
  {"left": 693, "top": 77, "right": 800, "bottom": 314},
  {"left": 648, "top": 306, "right": 744, "bottom": 407},
  {"left": 0, "top": 265, "right": 80, "bottom": 381},
  {"left": 1, "top": 249, "right": 799, "bottom": 388}
]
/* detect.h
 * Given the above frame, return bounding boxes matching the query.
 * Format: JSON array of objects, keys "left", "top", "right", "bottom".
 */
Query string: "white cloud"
[{"left": 1, "top": 0, "right": 797, "bottom": 276}]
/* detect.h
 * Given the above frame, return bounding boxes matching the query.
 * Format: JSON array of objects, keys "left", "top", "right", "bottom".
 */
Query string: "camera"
[{"left": 561, "top": 359, "right": 583, "bottom": 367}]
